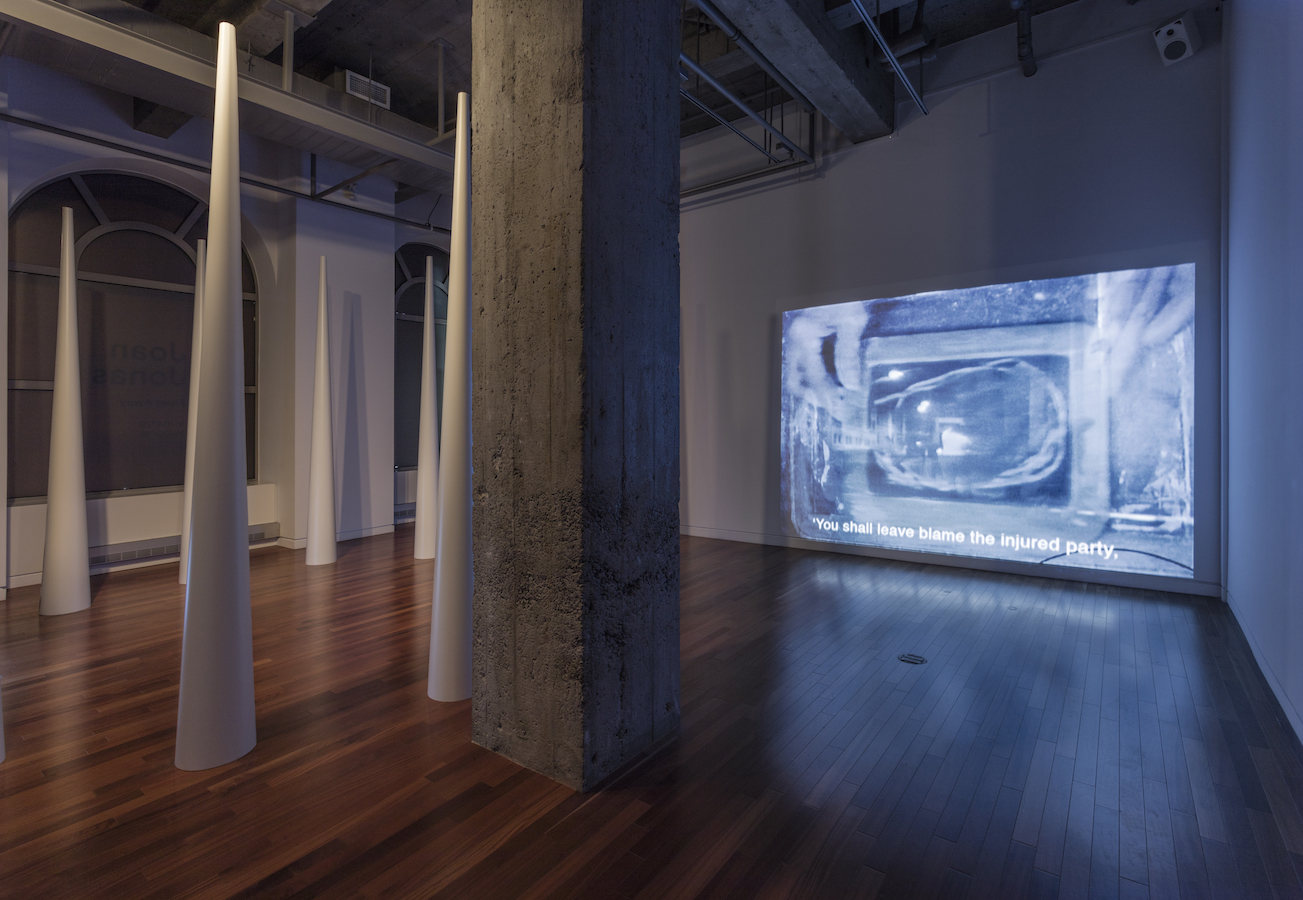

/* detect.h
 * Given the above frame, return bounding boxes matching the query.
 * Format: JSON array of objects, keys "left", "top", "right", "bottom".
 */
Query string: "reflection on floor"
[{"left": 1, "top": 531, "right": 1300, "bottom": 898}]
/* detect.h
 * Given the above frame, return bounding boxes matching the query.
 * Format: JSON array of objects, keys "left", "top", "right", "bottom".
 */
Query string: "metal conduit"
[
  {"left": 848, "top": 0, "right": 929, "bottom": 115},
  {"left": 1012, "top": 0, "right": 1037, "bottom": 77},
  {"left": 690, "top": 0, "right": 815, "bottom": 114},
  {"left": 679, "top": 88, "right": 786, "bottom": 164},
  {"left": 0, "top": 111, "right": 450, "bottom": 234},
  {"left": 679, "top": 52, "right": 814, "bottom": 164}
]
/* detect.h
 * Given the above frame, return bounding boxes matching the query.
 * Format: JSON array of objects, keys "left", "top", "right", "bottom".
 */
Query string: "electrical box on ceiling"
[
  {"left": 1154, "top": 12, "right": 1201, "bottom": 66},
  {"left": 327, "top": 69, "right": 392, "bottom": 109}
]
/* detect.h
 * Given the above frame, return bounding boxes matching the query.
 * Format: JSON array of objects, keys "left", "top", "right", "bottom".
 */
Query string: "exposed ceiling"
[
  {"left": 0, "top": 0, "right": 455, "bottom": 199},
  {"left": 110, "top": 0, "right": 1084, "bottom": 142},
  {"left": 264, "top": 0, "right": 470, "bottom": 131},
  {"left": 32, "top": 0, "right": 1091, "bottom": 195},
  {"left": 680, "top": 0, "right": 1084, "bottom": 141},
  {"left": 116, "top": 0, "right": 471, "bottom": 132}
]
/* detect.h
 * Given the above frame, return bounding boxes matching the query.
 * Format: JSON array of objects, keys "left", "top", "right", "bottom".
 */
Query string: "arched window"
[
  {"left": 394, "top": 242, "right": 448, "bottom": 469},
  {"left": 7, "top": 173, "right": 258, "bottom": 499}
]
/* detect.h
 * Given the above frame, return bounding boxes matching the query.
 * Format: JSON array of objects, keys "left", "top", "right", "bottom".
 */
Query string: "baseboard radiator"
[{"left": 89, "top": 523, "right": 281, "bottom": 570}]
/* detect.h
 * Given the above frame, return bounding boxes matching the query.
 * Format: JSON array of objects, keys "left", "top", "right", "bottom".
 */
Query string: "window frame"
[
  {"left": 393, "top": 242, "right": 449, "bottom": 472},
  {"left": 6, "top": 171, "right": 259, "bottom": 502}
]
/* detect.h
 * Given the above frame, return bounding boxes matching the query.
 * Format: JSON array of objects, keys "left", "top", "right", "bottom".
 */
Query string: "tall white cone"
[
  {"left": 428, "top": 92, "right": 472, "bottom": 702},
  {"left": 413, "top": 256, "right": 440, "bottom": 560},
  {"left": 175, "top": 21, "right": 256, "bottom": 771},
  {"left": 40, "top": 207, "right": 91, "bottom": 617},
  {"left": 306, "top": 255, "right": 337, "bottom": 566},
  {"left": 179, "top": 240, "right": 206, "bottom": 584}
]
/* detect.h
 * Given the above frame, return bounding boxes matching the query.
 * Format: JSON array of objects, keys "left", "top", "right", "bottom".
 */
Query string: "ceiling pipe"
[
  {"left": 1012, "top": 0, "right": 1037, "bottom": 77},
  {"left": 690, "top": 0, "right": 815, "bottom": 114},
  {"left": 873, "top": 0, "right": 931, "bottom": 65},
  {"left": 848, "top": 0, "right": 928, "bottom": 115},
  {"left": 680, "top": 86, "right": 787, "bottom": 164},
  {"left": 0, "top": 111, "right": 451, "bottom": 234},
  {"left": 280, "top": 10, "right": 294, "bottom": 91},
  {"left": 872, "top": 27, "right": 932, "bottom": 64},
  {"left": 679, "top": 52, "right": 814, "bottom": 164}
]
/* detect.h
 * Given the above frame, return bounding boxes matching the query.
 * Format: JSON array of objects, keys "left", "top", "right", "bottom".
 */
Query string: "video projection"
[{"left": 781, "top": 265, "right": 1195, "bottom": 578}]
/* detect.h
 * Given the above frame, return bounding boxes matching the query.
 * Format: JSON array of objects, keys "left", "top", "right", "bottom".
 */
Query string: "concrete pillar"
[
  {"left": 175, "top": 21, "right": 257, "bottom": 771},
  {"left": 306, "top": 255, "right": 337, "bottom": 566},
  {"left": 40, "top": 207, "right": 91, "bottom": 617},
  {"left": 413, "top": 255, "right": 440, "bottom": 560},
  {"left": 179, "top": 239, "right": 206, "bottom": 585},
  {"left": 470, "top": 2, "right": 681, "bottom": 791},
  {"left": 428, "top": 93, "right": 472, "bottom": 702}
]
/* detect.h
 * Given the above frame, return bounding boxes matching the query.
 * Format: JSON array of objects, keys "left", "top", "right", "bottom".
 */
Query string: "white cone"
[
  {"left": 175, "top": 21, "right": 257, "bottom": 771},
  {"left": 306, "top": 255, "right": 337, "bottom": 566},
  {"left": 40, "top": 207, "right": 91, "bottom": 617},
  {"left": 428, "top": 92, "right": 472, "bottom": 702},
  {"left": 413, "top": 256, "right": 440, "bottom": 560},
  {"left": 179, "top": 240, "right": 206, "bottom": 584}
]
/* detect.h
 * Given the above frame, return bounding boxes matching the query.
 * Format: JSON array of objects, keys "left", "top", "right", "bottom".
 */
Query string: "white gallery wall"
[
  {"left": 281, "top": 196, "right": 396, "bottom": 548},
  {"left": 679, "top": 0, "right": 1224, "bottom": 593},
  {"left": 0, "top": 55, "right": 405, "bottom": 587},
  {"left": 1224, "top": 0, "right": 1303, "bottom": 738}
]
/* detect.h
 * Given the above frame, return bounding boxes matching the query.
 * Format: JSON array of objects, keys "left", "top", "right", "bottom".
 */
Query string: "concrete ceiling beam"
[
  {"left": 0, "top": 0, "right": 453, "bottom": 186},
  {"left": 239, "top": 0, "right": 328, "bottom": 59},
  {"left": 825, "top": 0, "right": 915, "bottom": 30},
  {"left": 710, "top": 0, "right": 894, "bottom": 141}
]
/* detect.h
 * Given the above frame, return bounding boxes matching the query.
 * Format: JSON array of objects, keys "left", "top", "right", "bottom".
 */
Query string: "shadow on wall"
[
  {"left": 763, "top": 313, "right": 783, "bottom": 535},
  {"left": 339, "top": 292, "right": 370, "bottom": 537},
  {"left": 715, "top": 328, "right": 733, "bottom": 522},
  {"left": 86, "top": 501, "right": 108, "bottom": 556}
]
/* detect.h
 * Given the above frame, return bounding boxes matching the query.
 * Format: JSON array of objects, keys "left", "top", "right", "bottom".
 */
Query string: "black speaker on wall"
[{"left": 1154, "top": 12, "right": 1202, "bottom": 66}]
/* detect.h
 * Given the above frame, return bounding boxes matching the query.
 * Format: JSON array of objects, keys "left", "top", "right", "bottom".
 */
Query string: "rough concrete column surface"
[{"left": 470, "top": 0, "right": 681, "bottom": 791}]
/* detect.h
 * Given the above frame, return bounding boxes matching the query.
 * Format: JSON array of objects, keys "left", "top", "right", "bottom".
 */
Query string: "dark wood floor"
[{"left": 2, "top": 532, "right": 1303, "bottom": 898}]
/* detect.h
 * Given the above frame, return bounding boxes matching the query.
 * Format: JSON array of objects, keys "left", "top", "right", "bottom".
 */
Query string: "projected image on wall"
[{"left": 781, "top": 265, "right": 1196, "bottom": 578}]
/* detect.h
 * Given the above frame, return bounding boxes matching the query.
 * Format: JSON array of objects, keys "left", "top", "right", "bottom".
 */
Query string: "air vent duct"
[{"left": 330, "top": 69, "right": 392, "bottom": 109}]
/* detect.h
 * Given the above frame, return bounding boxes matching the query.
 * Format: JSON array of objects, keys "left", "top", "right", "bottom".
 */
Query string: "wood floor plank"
[
  {"left": 1171, "top": 808, "right": 1213, "bottom": 900},
  {"left": 1060, "top": 779, "right": 1097, "bottom": 900},
  {"left": 1012, "top": 739, "right": 1058, "bottom": 845},
  {"left": 1089, "top": 804, "right": 1120, "bottom": 900},
  {"left": 968, "top": 784, "right": 1024, "bottom": 900},
  {"left": 1034, "top": 752, "right": 1077, "bottom": 876},
  {"left": 1143, "top": 776, "right": 1182, "bottom": 900},
  {"left": 4, "top": 533, "right": 1303, "bottom": 899},
  {"left": 1097, "top": 716, "right": 1122, "bottom": 813},
  {"left": 1201, "top": 835, "right": 1248, "bottom": 900},
  {"left": 996, "top": 838, "right": 1038, "bottom": 900}
]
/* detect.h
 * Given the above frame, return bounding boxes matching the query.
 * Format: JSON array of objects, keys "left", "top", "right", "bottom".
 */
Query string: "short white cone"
[
  {"left": 306, "top": 255, "right": 337, "bottom": 566},
  {"left": 179, "top": 239, "right": 206, "bottom": 585},
  {"left": 413, "top": 256, "right": 440, "bottom": 560},
  {"left": 428, "top": 92, "right": 472, "bottom": 702},
  {"left": 174, "top": 21, "right": 257, "bottom": 771},
  {"left": 39, "top": 207, "right": 91, "bottom": 617}
]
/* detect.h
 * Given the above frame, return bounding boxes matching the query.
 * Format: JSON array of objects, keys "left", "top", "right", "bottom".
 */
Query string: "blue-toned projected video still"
[{"left": 781, "top": 265, "right": 1196, "bottom": 578}]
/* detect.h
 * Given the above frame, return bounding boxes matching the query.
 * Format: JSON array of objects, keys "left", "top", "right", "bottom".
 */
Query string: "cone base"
[
  {"left": 427, "top": 685, "right": 471, "bottom": 703},
  {"left": 38, "top": 588, "right": 91, "bottom": 617},
  {"left": 305, "top": 546, "right": 337, "bottom": 566},
  {"left": 174, "top": 736, "right": 255, "bottom": 771}
]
